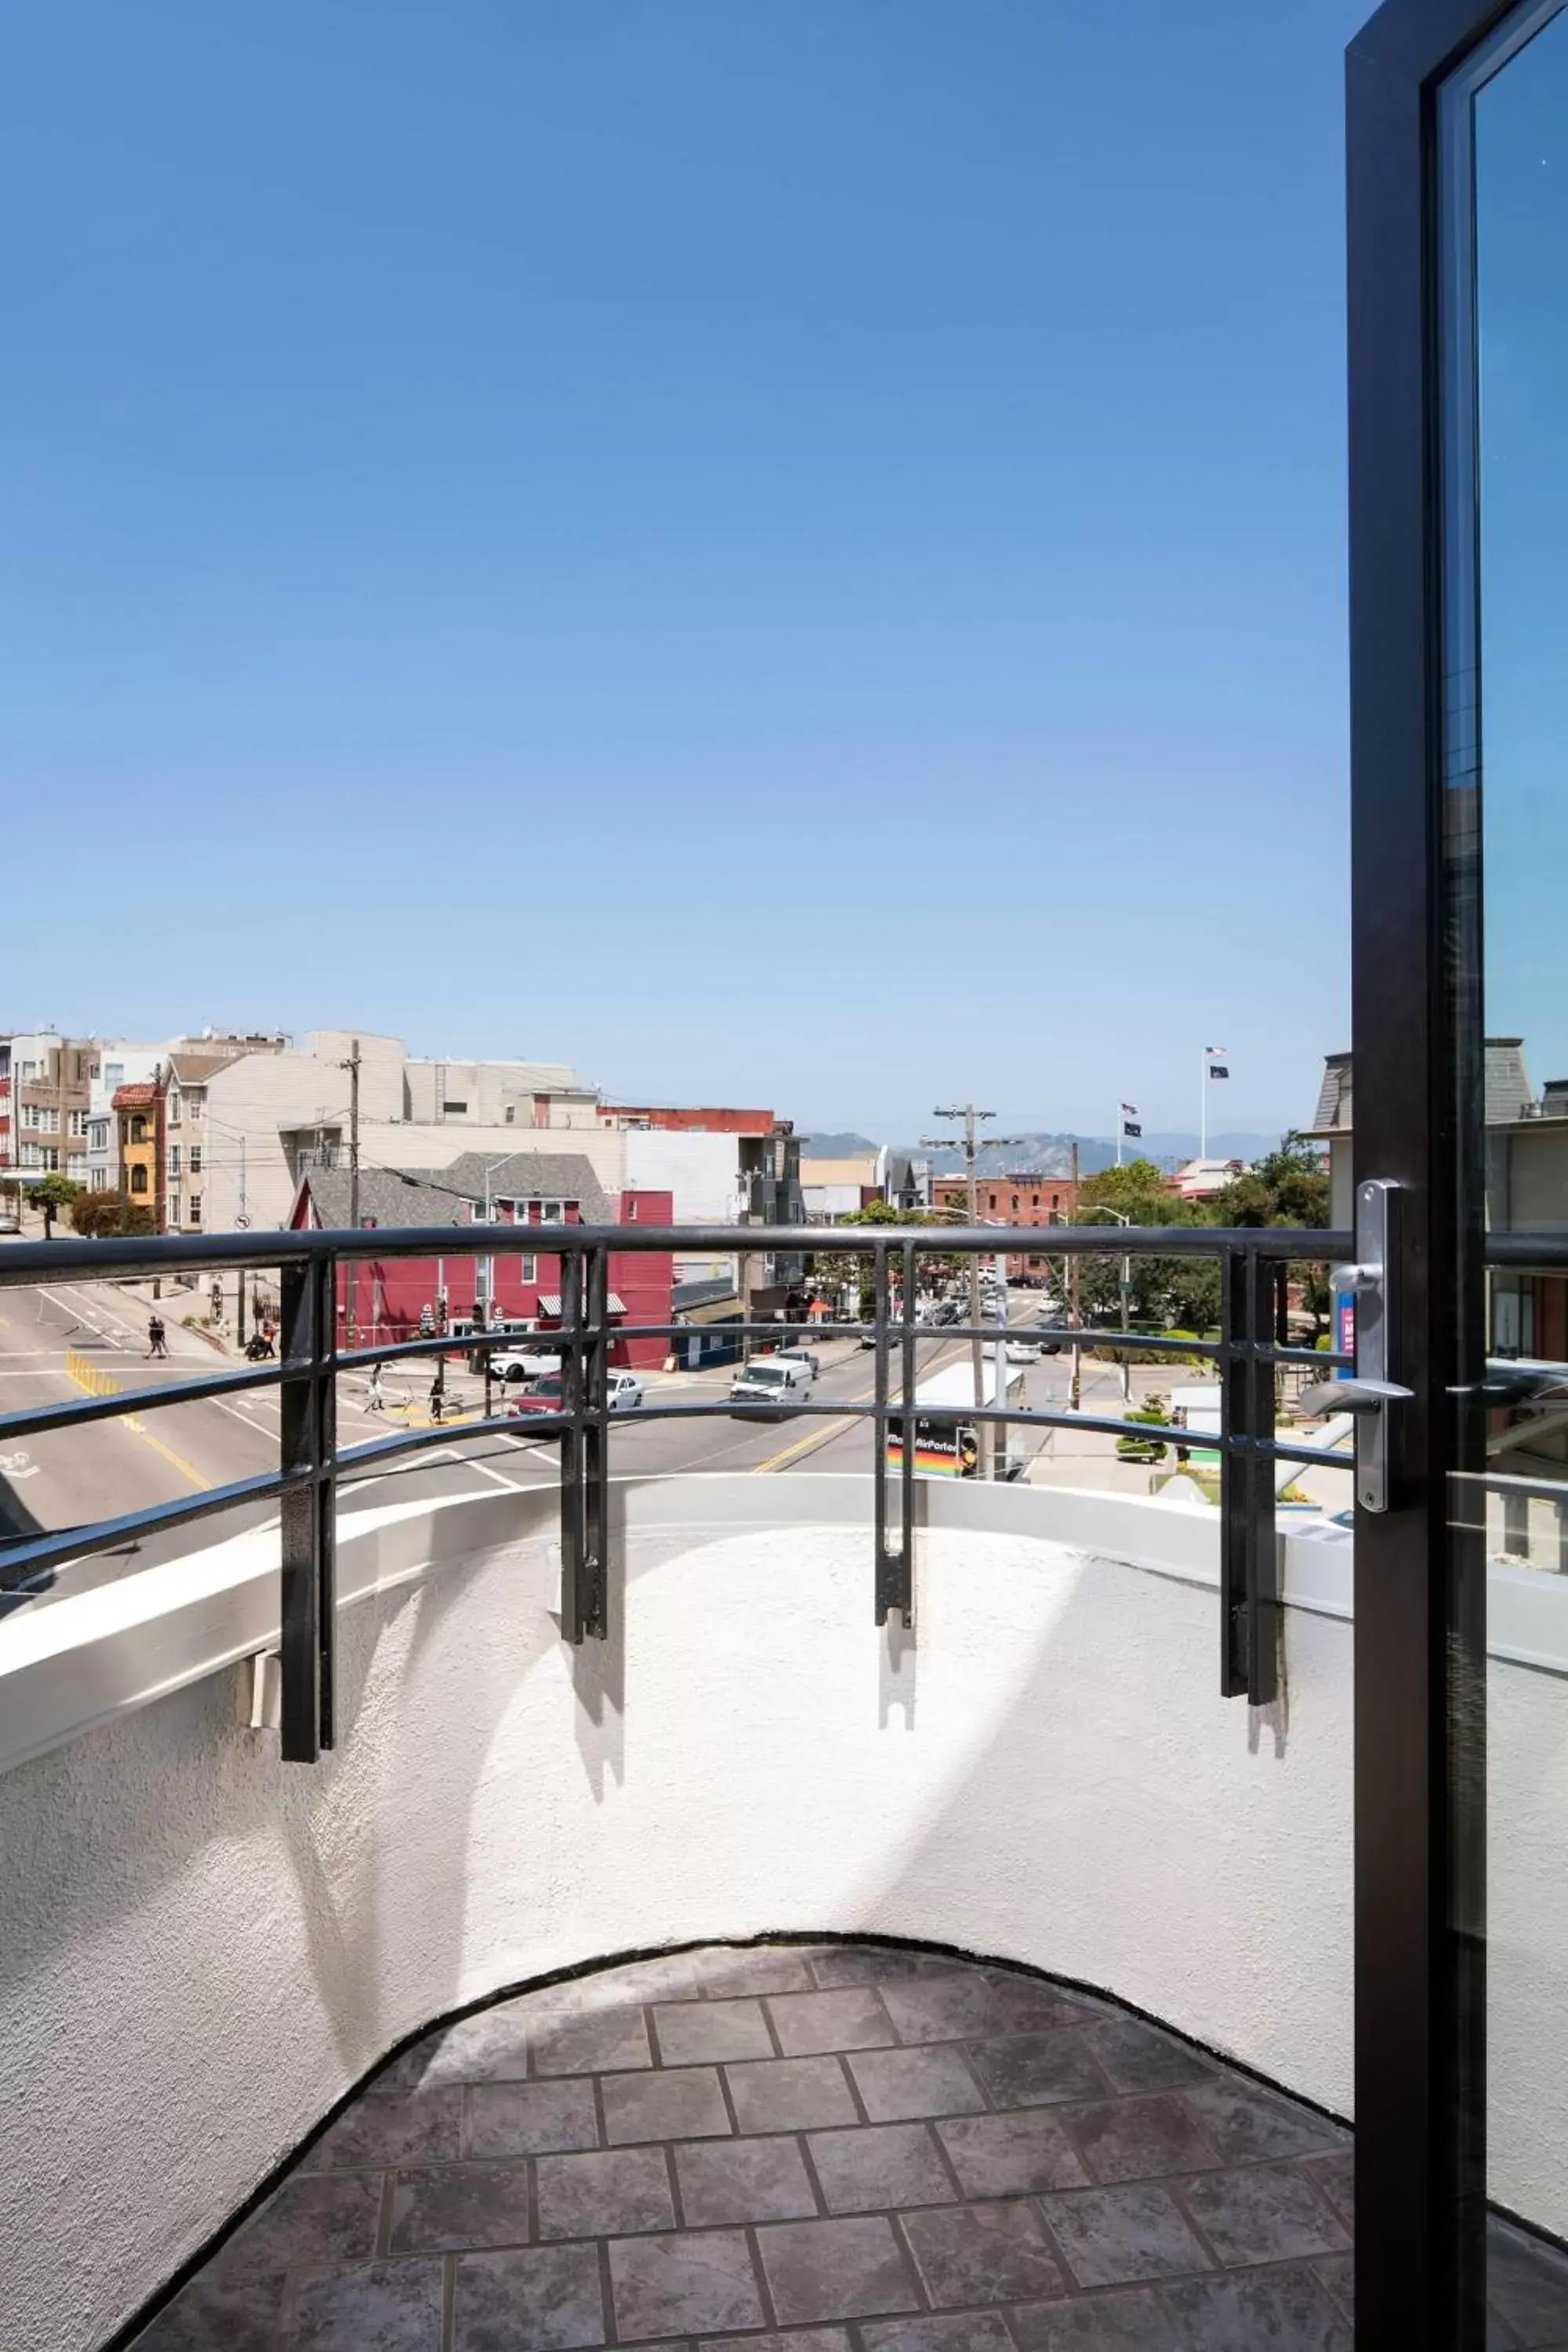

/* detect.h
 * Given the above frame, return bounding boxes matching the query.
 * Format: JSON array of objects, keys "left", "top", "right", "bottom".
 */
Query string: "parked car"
[
  {"left": 491, "top": 1343, "right": 564, "bottom": 1383},
  {"left": 729, "top": 1359, "right": 812, "bottom": 1414},
  {"left": 775, "top": 1346, "right": 819, "bottom": 1380},
  {"left": 1005, "top": 1338, "right": 1043, "bottom": 1364},
  {"left": 0, "top": 1213, "right": 20, "bottom": 1237},
  {"left": 606, "top": 1371, "right": 644, "bottom": 1411}
]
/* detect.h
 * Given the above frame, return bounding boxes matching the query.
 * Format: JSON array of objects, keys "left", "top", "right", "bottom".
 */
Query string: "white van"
[{"left": 729, "top": 1359, "right": 812, "bottom": 1415}]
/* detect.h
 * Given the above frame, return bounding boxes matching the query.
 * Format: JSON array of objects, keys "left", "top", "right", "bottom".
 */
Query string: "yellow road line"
[
  {"left": 121, "top": 1416, "right": 211, "bottom": 1493},
  {"left": 750, "top": 1414, "right": 862, "bottom": 1475},
  {"left": 67, "top": 1348, "right": 211, "bottom": 1491}
]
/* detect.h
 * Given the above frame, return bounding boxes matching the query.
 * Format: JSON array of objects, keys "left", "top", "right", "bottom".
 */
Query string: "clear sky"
[{"left": 1, "top": 0, "right": 1367, "bottom": 1142}]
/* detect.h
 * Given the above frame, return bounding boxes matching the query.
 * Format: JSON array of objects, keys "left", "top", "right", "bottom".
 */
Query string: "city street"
[{"left": 0, "top": 1261, "right": 1173, "bottom": 1611}]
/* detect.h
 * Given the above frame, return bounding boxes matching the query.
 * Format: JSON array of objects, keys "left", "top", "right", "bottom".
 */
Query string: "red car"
[{"left": 507, "top": 1374, "right": 565, "bottom": 1421}]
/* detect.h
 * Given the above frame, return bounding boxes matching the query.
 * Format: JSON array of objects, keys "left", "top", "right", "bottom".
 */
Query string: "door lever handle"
[
  {"left": 1299, "top": 1376, "right": 1413, "bottom": 1418},
  {"left": 1332, "top": 1180, "right": 1403, "bottom": 1512}
]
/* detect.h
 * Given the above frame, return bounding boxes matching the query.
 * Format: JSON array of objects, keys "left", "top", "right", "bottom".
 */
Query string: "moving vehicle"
[
  {"left": 1005, "top": 1338, "right": 1044, "bottom": 1364},
  {"left": 507, "top": 1374, "right": 565, "bottom": 1421},
  {"left": 885, "top": 1358, "right": 1025, "bottom": 1479},
  {"left": 774, "top": 1346, "right": 819, "bottom": 1380},
  {"left": 491, "top": 1341, "right": 564, "bottom": 1383},
  {"left": 506, "top": 1370, "right": 644, "bottom": 1421},
  {"left": 729, "top": 1359, "right": 812, "bottom": 1414}
]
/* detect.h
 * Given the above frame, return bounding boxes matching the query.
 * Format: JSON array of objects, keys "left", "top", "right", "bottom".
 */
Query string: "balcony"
[{"left": 2, "top": 1225, "right": 1568, "bottom": 2350}]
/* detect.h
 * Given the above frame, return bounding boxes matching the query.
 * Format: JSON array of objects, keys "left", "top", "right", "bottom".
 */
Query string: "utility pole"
[
  {"left": 924, "top": 1105, "right": 1024, "bottom": 1479},
  {"left": 341, "top": 1038, "right": 361, "bottom": 1347}
]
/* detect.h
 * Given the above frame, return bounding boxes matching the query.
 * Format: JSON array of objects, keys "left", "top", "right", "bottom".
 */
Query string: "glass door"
[{"left": 1349, "top": 0, "right": 1568, "bottom": 2340}]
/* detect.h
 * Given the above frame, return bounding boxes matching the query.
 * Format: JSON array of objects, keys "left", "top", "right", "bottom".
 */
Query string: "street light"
[{"left": 1079, "top": 1205, "right": 1135, "bottom": 1403}]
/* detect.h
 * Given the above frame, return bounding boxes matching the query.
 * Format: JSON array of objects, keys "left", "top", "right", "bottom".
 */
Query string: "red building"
[
  {"left": 289, "top": 1150, "right": 674, "bottom": 1370},
  {"left": 597, "top": 1103, "right": 776, "bottom": 1134},
  {"left": 931, "top": 1170, "right": 1082, "bottom": 1279}
]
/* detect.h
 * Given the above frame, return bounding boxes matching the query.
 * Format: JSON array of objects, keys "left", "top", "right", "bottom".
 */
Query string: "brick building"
[{"left": 931, "top": 1169, "right": 1081, "bottom": 1279}]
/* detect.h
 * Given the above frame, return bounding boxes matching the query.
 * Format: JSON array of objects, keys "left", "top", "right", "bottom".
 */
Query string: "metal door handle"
[
  {"left": 1316, "top": 1179, "right": 1405, "bottom": 1512},
  {"left": 1301, "top": 1376, "right": 1413, "bottom": 1416}
]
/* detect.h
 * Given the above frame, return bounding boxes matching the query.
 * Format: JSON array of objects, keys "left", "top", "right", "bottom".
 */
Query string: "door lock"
[{"left": 1298, "top": 1179, "right": 1407, "bottom": 1512}]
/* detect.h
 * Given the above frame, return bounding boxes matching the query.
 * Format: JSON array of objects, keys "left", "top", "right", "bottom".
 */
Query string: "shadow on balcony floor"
[{"left": 123, "top": 1940, "right": 1564, "bottom": 2352}]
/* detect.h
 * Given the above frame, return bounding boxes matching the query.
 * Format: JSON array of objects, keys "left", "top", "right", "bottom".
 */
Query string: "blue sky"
[{"left": 1, "top": 0, "right": 1366, "bottom": 1140}]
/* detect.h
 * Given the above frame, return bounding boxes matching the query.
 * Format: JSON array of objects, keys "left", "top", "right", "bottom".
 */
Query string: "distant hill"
[
  {"left": 797, "top": 1131, "right": 879, "bottom": 1156},
  {"left": 891, "top": 1130, "right": 1287, "bottom": 1178},
  {"left": 800, "top": 1125, "right": 1287, "bottom": 1176}
]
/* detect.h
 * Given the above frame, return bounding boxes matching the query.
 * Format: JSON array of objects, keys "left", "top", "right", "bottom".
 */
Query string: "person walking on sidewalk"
[
  {"left": 147, "top": 1315, "right": 168, "bottom": 1360},
  {"left": 429, "top": 1373, "right": 445, "bottom": 1425},
  {"left": 367, "top": 1364, "right": 386, "bottom": 1413}
]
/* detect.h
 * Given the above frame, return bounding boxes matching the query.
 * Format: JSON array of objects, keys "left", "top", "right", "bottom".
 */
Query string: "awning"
[{"left": 536, "top": 1293, "right": 626, "bottom": 1317}]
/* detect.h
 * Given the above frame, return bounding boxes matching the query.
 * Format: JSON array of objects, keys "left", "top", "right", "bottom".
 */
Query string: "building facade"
[
  {"left": 0, "top": 1035, "right": 98, "bottom": 1189},
  {"left": 932, "top": 1169, "right": 1081, "bottom": 1278},
  {"left": 289, "top": 1152, "right": 674, "bottom": 1370}
]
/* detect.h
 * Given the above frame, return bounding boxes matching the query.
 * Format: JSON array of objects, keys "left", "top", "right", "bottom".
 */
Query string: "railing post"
[
  {"left": 1221, "top": 1247, "right": 1278, "bottom": 1706},
  {"left": 877, "top": 1238, "right": 916, "bottom": 1625},
  {"left": 559, "top": 1248, "right": 588, "bottom": 1643},
  {"left": 583, "top": 1243, "right": 610, "bottom": 1641},
  {"left": 871, "top": 1243, "right": 891, "bottom": 1617},
  {"left": 279, "top": 1252, "right": 336, "bottom": 1762}
]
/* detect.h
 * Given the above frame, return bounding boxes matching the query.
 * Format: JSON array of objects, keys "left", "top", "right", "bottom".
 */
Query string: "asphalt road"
[{"left": 0, "top": 1264, "right": 1149, "bottom": 1613}]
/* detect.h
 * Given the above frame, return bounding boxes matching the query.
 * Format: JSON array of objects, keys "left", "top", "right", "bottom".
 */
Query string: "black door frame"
[{"left": 1348, "top": 0, "right": 1564, "bottom": 2339}]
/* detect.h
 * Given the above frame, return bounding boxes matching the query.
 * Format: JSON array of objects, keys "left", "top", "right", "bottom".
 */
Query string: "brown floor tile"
[
  {"left": 602, "top": 2065, "right": 732, "bottom": 2144},
  {"left": 756, "top": 2213, "right": 922, "bottom": 2324},
  {"left": 767, "top": 1988, "right": 896, "bottom": 2056},
  {"left": 935, "top": 2109, "right": 1089, "bottom": 2197},
  {"left": 453, "top": 2243, "right": 607, "bottom": 2350},
  {"left": 847, "top": 2044, "right": 986, "bottom": 2123},
  {"left": 289, "top": 2257, "right": 445, "bottom": 2350},
  {"left": 466, "top": 2078, "right": 600, "bottom": 2158},
  {"left": 389, "top": 2159, "right": 532, "bottom": 2252},
  {"left": 674, "top": 2133, "right": 818, "bottom": 2224},
  {"left": 1062, "top": 2092, "right": 1220, "bottom": 2184},
  {"left": 652, "top": 1998, "right": 775, "bottom": 2066}
]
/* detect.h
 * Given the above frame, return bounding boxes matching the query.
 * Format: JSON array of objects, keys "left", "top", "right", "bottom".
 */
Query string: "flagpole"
[
  {"left": 1200, "top": 1052, "right": 1207, "bottom": 1161},
  {"left": 1116, "top": 1102, "right": 1122, "bottom": 1169}
]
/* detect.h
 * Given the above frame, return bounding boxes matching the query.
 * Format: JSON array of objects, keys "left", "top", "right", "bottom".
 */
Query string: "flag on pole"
[
  {"left": 1205, "top": 1047, "right": 1230, "bottom": 1080},
  {"left": 1120, "top": 1102, "right": 1141, "bottom": 1138}
]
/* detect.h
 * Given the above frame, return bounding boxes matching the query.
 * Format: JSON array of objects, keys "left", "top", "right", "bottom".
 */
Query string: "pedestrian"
[
  {"left": 429, "top": 1375, "right": 445, "bottom": 1425},
  {"left": 367, "top": 1364, "right": 386, "bottom": 1413},
  {"left": 147, "top": 1315, "right": 167, "bottom": 1360},
  {"left": 259, "top": 1321, "right": 277, "bottom": 1359}
]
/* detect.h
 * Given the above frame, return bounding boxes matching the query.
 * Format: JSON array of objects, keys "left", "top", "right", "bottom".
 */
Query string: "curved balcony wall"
[{"left": 3, "top": 1472, "right": 1552, "bottom": 2348}]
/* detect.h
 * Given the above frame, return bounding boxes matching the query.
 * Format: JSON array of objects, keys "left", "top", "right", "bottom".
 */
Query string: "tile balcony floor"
[{"left": 126, "top": 1941, "right": 1568, "bottom": 2352}]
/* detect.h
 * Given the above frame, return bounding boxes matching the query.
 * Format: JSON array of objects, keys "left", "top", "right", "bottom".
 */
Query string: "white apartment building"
[
  {"left": 85, "top": 1044, "right": 172, "bottom": 1191},
  {"left": 166, "top": 1034, "right": 616, "bottom": 1232}
]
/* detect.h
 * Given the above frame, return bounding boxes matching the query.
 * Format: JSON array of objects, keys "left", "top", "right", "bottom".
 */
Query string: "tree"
[
  {"left": 1210, "top": 1134, "right": 1332, "bottom": 1338},
  {"left": 1074, "top": 1160, "right": 1218, "bottom": 1331},
  {"left": 808, "top": 1203, "right": 961, "bottom": 1318},
  {"left": 69, "top": 1191, "right": 155, "bottom": 1239},
  {"left": 29, "top": 1174, "right": 83, "bottom": 1240},
  {"left": 1211, "top": 1134, "right": 1330, "bottom": 1230}
]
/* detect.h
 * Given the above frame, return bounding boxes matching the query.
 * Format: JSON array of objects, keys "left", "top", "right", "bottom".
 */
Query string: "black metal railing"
[{"left": 0, "top": 1221, "right": 1354, "bottom": 1760}]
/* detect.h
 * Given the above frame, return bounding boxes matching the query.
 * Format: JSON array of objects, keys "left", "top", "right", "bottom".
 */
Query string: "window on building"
[
  {"left": 189, "top": 1193, "right": 201, "bottom": 1225},
  {"left": 130, "top": 1116, "right": 147, "bottom": 1145},
  {"left": 130, "top": 1166, "right": 148, "bottom": 1196},
  {"left": 169, "top": 1192, "right": 182, "bottom": 1225},
  {"left": 20, "top": 1105, "right": 37, "bottom": 1130},
  {"left": 68, "top": 1109, "right": 86, "bottom": 1138},
  {"left": 67, "top": 1156, "right": 86, "bottom": 1180},
  {"left": 442, "top": 1100, "right": 467, "bottom": 1115},
  {"left": 20, "top": 1144, "right": 41, "bottom": 1168},
  {"left": 504, "top": 1104, "right": 515, "bottom": 1123},
  {"left": 519, "top": 1253, "right": 537, "bottom": 1283},
  {"left": 104, "top": 1063, "right": 123, "bottom": 1087},
  {"left": 90, "top": 1169, "right": 107, "bottom": 1192},
  {"left": 187, "top": 1088, "right": 204, "bottom": 1121},
  {"left": 39, "top": 1106, "right": 58, "bottom": 1134},
  {"left": 1011, "top": 1194, "right": 1019, "bottom": 1211},
  {"left": 168, "top": 1091, "right": 181, "bottom": 1125},
  {"left": 169, "top": 1145, "right": 181, "bottom": 1176},
  {"left": 190, "top": 1146, "right": 201, "bottom": 1173},
  {"left": 19, "top": 1061, "right": 38, "bottom": 1080}
]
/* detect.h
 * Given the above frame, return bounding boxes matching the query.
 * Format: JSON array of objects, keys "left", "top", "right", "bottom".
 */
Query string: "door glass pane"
[{"left": 1451, "top": 2, "right": 1568, "bottom": 2325}]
